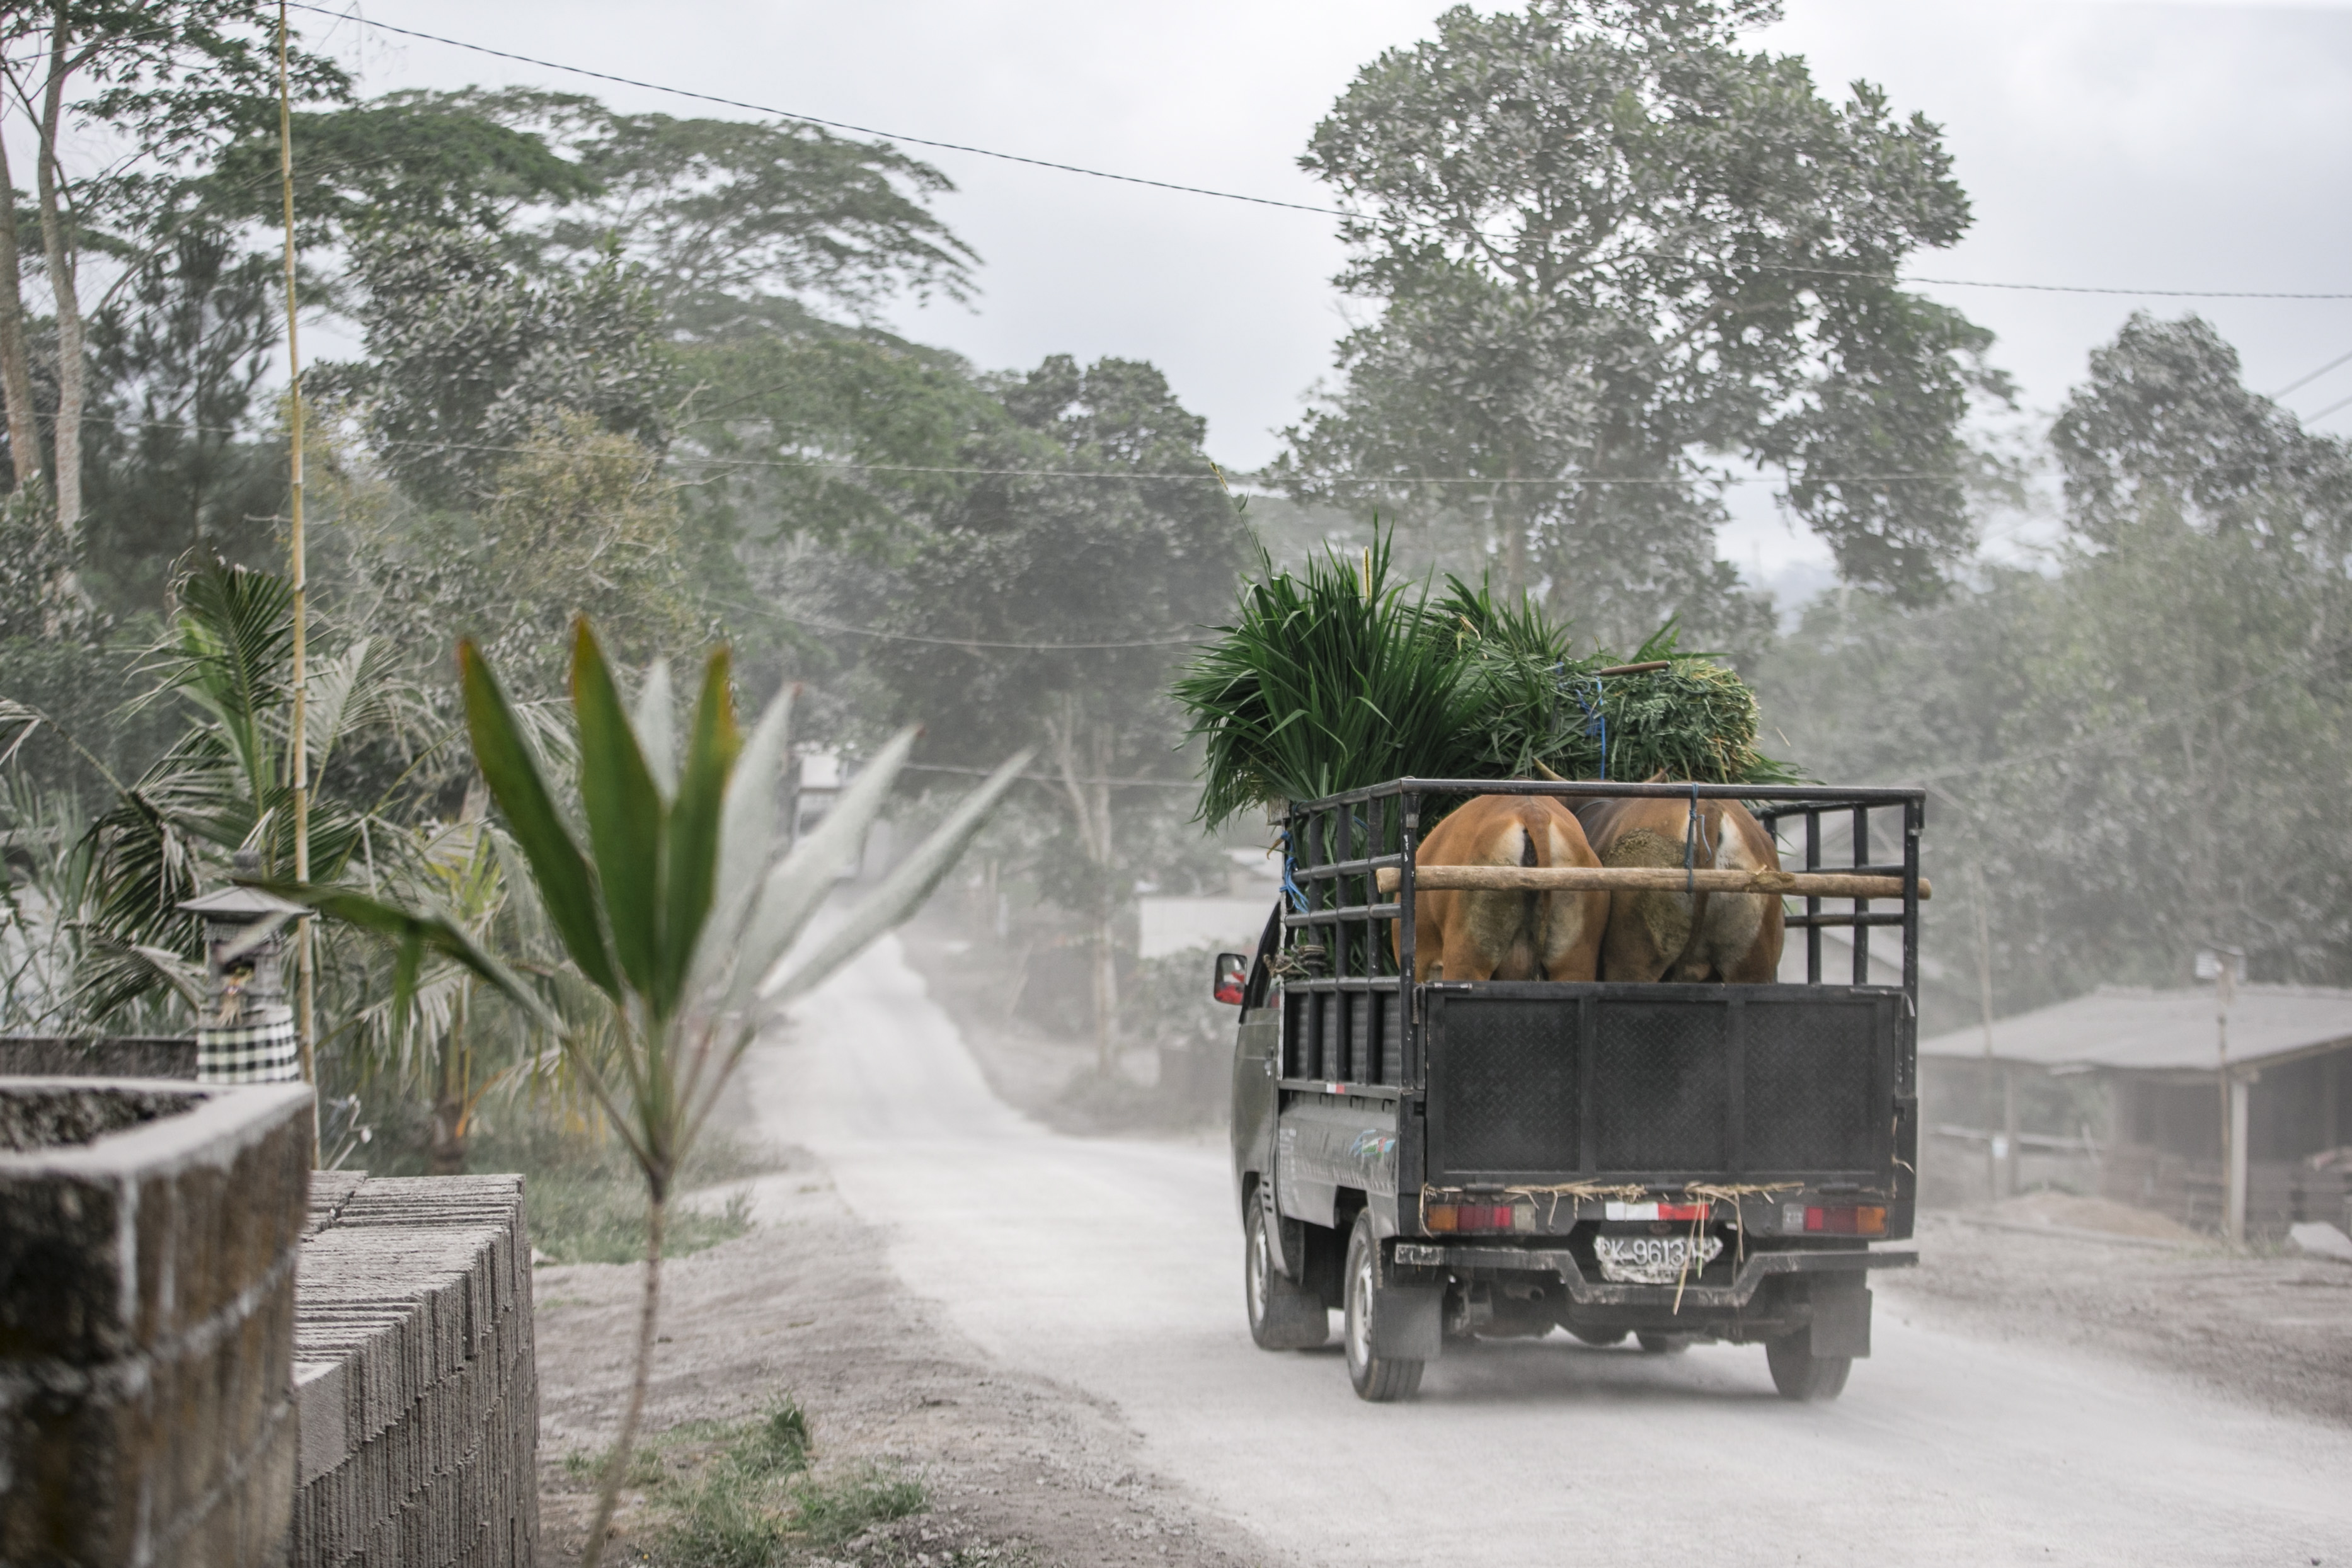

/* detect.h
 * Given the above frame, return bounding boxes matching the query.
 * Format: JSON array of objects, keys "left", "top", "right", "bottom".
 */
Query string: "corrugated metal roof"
[{"left": 1918, "top": 984, "right": 2352, "bottom": 1072}]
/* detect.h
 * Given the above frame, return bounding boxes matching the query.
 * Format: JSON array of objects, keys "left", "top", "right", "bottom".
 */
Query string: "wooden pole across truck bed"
[{"left": 1374, "top": 866, "right": 1930, "bottom": 900}]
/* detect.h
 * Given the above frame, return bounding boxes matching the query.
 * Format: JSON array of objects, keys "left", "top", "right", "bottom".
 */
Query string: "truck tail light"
[
  {"left": 1804, "top": 1205, "right": 1886, "bottom": 1236},
  {"left": 1424, "top": 1203, "right": 1525, "bottom": 1233}
]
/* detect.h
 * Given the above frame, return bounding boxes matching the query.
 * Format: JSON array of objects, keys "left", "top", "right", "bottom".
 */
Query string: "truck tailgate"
[{"left": 1425, "top": 981, "right": 1905, "bottom": 1187}]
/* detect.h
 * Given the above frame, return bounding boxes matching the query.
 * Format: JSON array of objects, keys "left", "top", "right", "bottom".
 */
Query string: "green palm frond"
[{"left": 1173, "top": 534, "right": 1794, "bottom": 824}]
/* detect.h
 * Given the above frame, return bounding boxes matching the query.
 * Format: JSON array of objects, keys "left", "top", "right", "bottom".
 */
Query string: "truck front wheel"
[
  {"left": 1765, "top": 1332, "right": 1851, "bottom": 1401},
  {"left": 1343, "top": 1211, "right": 1425, "bottom": 1402},
  {"left": 1246, "top": 1194, "right": 1328, "bottom": 1350}
]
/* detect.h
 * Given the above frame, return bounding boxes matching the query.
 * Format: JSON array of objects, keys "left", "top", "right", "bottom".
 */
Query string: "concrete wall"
[
  {"left": 0, "top": 1035, "right": 198, "bottom": 1079},
  {"left": 0, "top": 1077, "right": 314, "bottom": 1567},
  {"left": 291, "top": 1172, "right": 538, "bottom": 1568}
]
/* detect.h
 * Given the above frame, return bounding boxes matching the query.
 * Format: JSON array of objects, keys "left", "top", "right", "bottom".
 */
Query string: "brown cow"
[
  {"left": 1403, "top": 794, "right": 1608, "bottom": 983},
  {"left": 1573, "top": 793, "right": 1784, "bottom": 983}
]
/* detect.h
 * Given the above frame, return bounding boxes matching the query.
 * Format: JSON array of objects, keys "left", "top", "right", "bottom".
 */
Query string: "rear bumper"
[{"left": 1391, "top": 1241, "right": 1916, "bottom": 1310}]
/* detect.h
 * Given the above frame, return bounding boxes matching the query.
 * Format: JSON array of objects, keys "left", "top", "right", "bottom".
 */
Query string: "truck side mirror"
[{"left": 1212, "top": 951, "right": 1249, "bottom": 1006}]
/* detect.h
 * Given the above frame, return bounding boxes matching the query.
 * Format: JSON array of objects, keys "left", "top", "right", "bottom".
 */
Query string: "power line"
[
  {"left": 2272, "top": 346, "right": 2352, "bottom": 399},
  {"left": 763, "top": 607, "right": 1204, "bottom": 650},
  {"left": 60, "top": 409, "right": 1939, "bottom": 487},
  {"left": 2305, "top": 387, "right": 2352, "bottom": 425},
  {"left": 901, "top": 760, "right": 1196, "bottom": 789},
  {"left": 1761, "top": 264, "right": 2352, "bottom": 302},
  {"left": 285, "top": 1, "right": 1336, "bottom": 219},
  {"left": 294, "top": 4, "right": 2352, "bottom": 304},
  {"left": 75, "top": 406, "right": 2348, "bottom": 494},
  {"left": 1918, "top": 626, "right": 2352, "bottom": 788},
  {"left": 84, "top": 406, "right": 2352, "bottom": 501}
]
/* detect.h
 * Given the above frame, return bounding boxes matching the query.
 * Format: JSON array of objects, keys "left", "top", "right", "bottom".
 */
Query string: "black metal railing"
[{"left": 1275, "top": 779, "right": 1927, "bottom": 1098}]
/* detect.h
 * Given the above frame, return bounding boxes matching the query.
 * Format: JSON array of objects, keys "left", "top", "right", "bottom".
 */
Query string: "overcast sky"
[{"left": 308, "top": 0, "right": 2352, "bottom": 587}]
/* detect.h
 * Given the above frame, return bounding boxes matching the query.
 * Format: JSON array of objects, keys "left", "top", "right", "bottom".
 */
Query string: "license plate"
[{"left": 1592, "top": 1232, "right": 1724, "bottom": 1285}]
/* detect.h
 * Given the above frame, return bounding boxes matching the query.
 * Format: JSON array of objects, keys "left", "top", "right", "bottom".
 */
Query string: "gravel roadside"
[
  {"left": 1880, "top": 1201, "right": 2352, "bottom": 1428},
  {"left": 531, "top": 1147, "right": 1282, "bottom": 1568}
]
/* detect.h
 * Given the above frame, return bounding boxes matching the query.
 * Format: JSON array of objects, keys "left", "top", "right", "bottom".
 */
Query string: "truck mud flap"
[
  {"left": 1808, "top": 1276, "right": 1871, "bottom": 1359},
  {"left": 1370, "top": 1275, "right": 1445, "bottom": 1361}
]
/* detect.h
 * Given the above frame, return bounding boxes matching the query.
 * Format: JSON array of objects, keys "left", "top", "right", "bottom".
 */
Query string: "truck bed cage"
[{"left": 1275, "top": 779, "right": 1926, "bottom": 1097}]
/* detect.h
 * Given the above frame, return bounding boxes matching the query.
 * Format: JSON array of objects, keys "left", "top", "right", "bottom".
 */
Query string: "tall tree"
[
  {"left": 1282, "top": 0, "right": 2008, "bottom": 645},
  {"left": 79, "top": 226, "right": 287, "bottom": 611},
  {"left": 1764, "top": 315, "right": 2352, "bottom": 1018},
  {"left": 549, "top": 107, "right": 979, "bottom": 338},
  {"left": 0, "top": 1, "right": 346, "bottom": 548},
  {"left": 331, "top": 228, "right": 672, "bottom": 512}
]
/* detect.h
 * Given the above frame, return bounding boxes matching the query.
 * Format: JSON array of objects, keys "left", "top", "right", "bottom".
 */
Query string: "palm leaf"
[
  {"left": 567, "top": 621, "right": 667, "bottom": 1004},
  {"left": 657, "top": 648, "right": 740, "bottom": 1015},
  {"left": 266, "top": 881, "right": 564, "bottom": 1037},
  {"left": 764, "top": 747, "right": 1033, "bottom": 1007},
  {"left": 631, "top": 657, "right": 676, "bottom": 798},
  {"left": 723, "top": 725, "right": 917, "bottom": 1015},
  {"left": 459, "top": 636, "right": 620, "bottom": 998}
]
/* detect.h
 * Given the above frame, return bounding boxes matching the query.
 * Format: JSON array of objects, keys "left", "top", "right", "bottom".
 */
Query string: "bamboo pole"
[
  {"left": 276, "top": 3, "right": 315, "bottom": 1142},
  {"left": 1375, "top": 865, "right": 1930, "bottom": 900}
]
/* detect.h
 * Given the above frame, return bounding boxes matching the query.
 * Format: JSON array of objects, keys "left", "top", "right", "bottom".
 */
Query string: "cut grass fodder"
[
  {"left": 1173, "top": 535, "right": 1795, "bottom": 828},
  {"left": 573, "top": 1400, "right": 929, "bottom": 1566}
]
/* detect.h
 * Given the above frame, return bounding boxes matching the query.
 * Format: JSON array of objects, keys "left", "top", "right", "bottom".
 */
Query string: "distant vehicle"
[{"left": 1217, "top": 777, "right": 1925, "bottom": 1402}]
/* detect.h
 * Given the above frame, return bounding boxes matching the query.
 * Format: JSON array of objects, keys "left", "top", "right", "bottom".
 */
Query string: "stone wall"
[
  {"left": 0, "top": 1034, "right": 198, "bottom": 1079},
  {"left": 0, "top": 1077, "right": 314, "bottom": 1566},
  {"left": 291, "top": 1172, "right": 539, "bottom": 1568}
]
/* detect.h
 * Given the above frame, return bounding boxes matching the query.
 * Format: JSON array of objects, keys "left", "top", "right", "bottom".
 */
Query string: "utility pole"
[
  {"left": 276, "top": 1, "right": 314, "bottom": 1158},
  {"left": 2197, "top": 944, "right": 2246, "bottom": 1243},
  {"left": 1971, "top": 864, "right": 2003, "bottom": 1200}
]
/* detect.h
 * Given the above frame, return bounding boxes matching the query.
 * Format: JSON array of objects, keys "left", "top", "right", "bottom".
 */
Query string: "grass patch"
[
  {"left": 355, "top": 1098, "right": 779, "bottom": 1264},
  {"left": 499, "top": 1121, "right": 774, "bottom": 1265},
  {"left": 524, "top": 1158, "right": 755, "bottom": 1266},
  {"left": 779, "top": 1470, "right": 927, "bottom": 1552},
  {"left": 575, "top": 1401, "right": 929, "bottom": 1566}
]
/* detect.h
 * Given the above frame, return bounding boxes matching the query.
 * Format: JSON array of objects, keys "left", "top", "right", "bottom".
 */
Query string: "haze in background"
[{"left": 311, "top": 0, "right": 2352, "bottom": 588}]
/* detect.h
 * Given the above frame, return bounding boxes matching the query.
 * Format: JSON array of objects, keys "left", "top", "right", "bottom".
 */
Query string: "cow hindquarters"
[
  {"left": 1595, "top": 827, "right": 1691, "bottom": 983},
  {"left": 1533, "top": 813, "right": 1606, "bottom": 983},
  {"left": 1674, "top": 808, "right": 1784, "bottom": 983}
]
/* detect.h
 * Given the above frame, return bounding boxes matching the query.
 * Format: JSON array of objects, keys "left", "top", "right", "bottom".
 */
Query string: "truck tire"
[
  {"left": 1636, "top": 1332, "right": 1689, "bottom": 1355},
  {"left": 1765, "top": 1332, "right": 1852, "bottom": 1401},
  {"left": 1343, "top": 1211, "right": 1425, "bottom": 1402},
  {"left": 1246, "top": 1195, "right": 1328, "bottom": 1350}
]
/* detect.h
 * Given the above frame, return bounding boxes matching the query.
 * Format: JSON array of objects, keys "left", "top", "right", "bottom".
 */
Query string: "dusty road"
[{"left": 753, "top": 935, "right": 2352, "bottom": 1567}]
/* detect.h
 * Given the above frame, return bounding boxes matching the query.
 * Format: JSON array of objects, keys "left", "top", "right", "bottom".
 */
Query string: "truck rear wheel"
[
  {"left": 1636, "top": 1332, "right": 1689, "bottom": 1355},
  {"left": 1765, "top": 1333, "right": 1851, "bottom": 1401},
  {"left": 1246, "top": 1194, "right": 1328, "bottom": 1350},
  {"left": 1344, "top": 1211, "right": 1425, "bottom": 1402}
]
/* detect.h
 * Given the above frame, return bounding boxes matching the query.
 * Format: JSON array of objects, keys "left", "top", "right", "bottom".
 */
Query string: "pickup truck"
[{"left": 1219, "top": 777, "right": 1922, "bottom": 1402}]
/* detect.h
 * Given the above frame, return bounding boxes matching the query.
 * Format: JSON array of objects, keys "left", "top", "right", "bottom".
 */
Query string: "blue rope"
[
  {"left": 1276, "top": 824, "right": 1309, "bottom": 913},
  {"left": 1567, "top": 670, "right": 1609, "bottom": 781}
]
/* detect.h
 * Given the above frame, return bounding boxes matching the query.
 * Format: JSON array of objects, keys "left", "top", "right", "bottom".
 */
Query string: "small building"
[{"left": 1919, "top": 985, "right": 2352, "bottom": 1240}]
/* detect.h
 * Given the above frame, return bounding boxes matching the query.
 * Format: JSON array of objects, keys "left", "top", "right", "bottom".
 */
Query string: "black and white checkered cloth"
[{"left": 197, "top": 1007, "right": 300, "bottom": 1084}]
